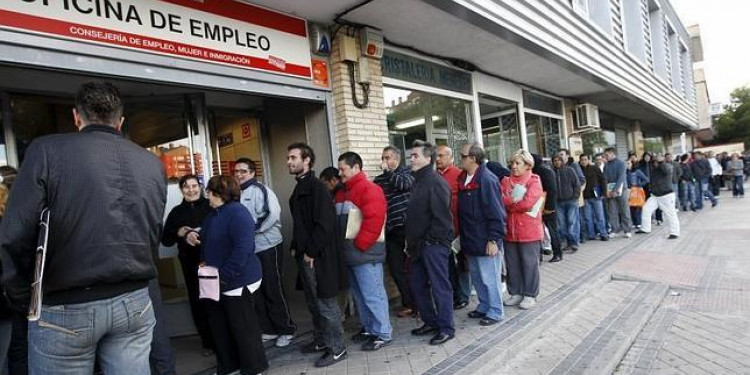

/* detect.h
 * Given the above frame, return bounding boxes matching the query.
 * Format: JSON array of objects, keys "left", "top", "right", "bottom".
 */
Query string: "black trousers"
[
  {"left": 178, "top": 248, "right": 214, "bottom": 350},
  {"left": 254, "top": 244, "right": 297, "bottom": 336},
  {"left": 543, "top": 213, "right": 562, "bottom": 257},
  {"left": 205, "top": 288, "right": 269, "bottom": 375},
  {"left": 385, "top": 228, "right": 412, "bottom": 309}
]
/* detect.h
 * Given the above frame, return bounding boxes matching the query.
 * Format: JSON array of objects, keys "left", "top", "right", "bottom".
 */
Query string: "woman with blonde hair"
[{"left": 501, "top": 150, "right": 544, "bottom": 310}]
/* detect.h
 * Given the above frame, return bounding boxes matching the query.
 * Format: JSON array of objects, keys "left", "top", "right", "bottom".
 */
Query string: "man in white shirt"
[{"left": 707, "top": 151, "right": 723, "bottom": 196}]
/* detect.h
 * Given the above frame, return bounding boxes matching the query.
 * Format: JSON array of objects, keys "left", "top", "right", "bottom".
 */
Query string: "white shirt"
[
  {"left": 465, "top": 174, "right": 474, "bottom": 186},
  {"left": 708, "top": 158, "right": 723, "bottom": 176},
  {"left": 222, "top": 279, "right": 262, "bottom": 296}
]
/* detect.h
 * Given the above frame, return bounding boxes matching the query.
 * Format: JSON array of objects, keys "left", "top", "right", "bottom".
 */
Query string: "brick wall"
[{"left": 330, "top": 32, "right": 389, "bottom": 177}]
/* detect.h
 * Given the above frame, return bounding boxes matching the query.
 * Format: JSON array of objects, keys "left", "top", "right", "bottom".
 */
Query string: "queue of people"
[{"left": 0, "top": 81, "right": 735, "bottom": 375}]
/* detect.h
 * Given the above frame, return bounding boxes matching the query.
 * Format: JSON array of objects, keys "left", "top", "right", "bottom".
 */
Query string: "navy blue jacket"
[
  {"left": 200, "top": 201, "right": 262, "bottom": 292},
  {"left": 457, "top": 165, "right": 506, "bottom": 256}
]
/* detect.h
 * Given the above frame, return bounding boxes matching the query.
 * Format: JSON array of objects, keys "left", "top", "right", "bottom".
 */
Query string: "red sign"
[
  {"left": 312, "top": 59, "right": 329, "bottom": 88},
  {"left": 241, "top": 123, "right": 254, "bottom": 140},
  {"left": 0, "top": 0, "right": 312, "bottom": 78}
]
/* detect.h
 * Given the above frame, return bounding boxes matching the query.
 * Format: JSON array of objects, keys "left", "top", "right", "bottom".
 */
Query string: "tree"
[{"left": 713, "top": 86, "right": 750, "bottom": 147}]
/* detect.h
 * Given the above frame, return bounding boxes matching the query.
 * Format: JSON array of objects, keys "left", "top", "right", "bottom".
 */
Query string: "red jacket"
[
  {"left": 334, "top": 172, "right": 387, "bottom": 251},
  {"left": 439, "top": 165, "right": 461, "bottom": 236},
  {"left": 501, "top": 171, "right": 544, "bottom": 243}
]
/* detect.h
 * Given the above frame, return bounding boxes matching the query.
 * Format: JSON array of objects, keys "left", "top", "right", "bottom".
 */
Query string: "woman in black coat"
[{"left": 161, "top": 174, "right": 214, "bottom": 353}]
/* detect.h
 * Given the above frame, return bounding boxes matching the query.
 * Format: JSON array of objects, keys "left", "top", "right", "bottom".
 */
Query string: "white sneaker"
[
  {"left": 261, "top": 334, "right": 279, "bottom": 342},
  {"left": 519, "top": 297, "right": 537, "bottom": 310},
  {"left": 275, "top": 334, "right": 294, "bottom": 347},
  {"left": 501, "top": 282, "right": 507, "bottom": 294},
  {"left": 609, "top": 232, "right": 617, "bottom": 239},
  {"left": 503, "top": 294, "right": 523, "bottom": 306},
  {"left": 625, "top": 232, "right": 632, "bottom": 238}
]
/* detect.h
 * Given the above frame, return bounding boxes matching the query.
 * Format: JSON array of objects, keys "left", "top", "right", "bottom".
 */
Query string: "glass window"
[
  {"left": 385, "top": 86, "right": 473, "bottom": 164},
  {"left": 523, "top": 91, "right": 563, "bottom": 115},
  {"left": 525, "top": 114, "right": 563, "bottom": 158},
  {"left": 11, "top": 95, "right": 77, "bottom": 164},
  {"left": 582, "top": 130, "right": 617, "bottom": 156},
  {"left": 643, "top": 136, "right": 665, "bottom": 154},
  {"left": 479, "top": 94, "right": 520, "bottom": 165}
]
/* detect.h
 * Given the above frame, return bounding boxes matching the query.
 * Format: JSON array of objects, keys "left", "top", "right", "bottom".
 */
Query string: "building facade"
[{"left": 0, "top": 0, "right": 698, "bottom": 337}]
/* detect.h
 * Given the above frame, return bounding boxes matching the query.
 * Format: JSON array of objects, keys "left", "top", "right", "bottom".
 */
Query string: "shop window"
[
  {"left": 582, "top": 129, "right": 617, "bottom": 156},
  {"left": 643, "top": 136, "right": 665, "bottom": 154},
  {"left": 525, "top": 114, "right": 563, "bottom": 158},
  {"left": 385, "top": 86, "right": 473, "bottom": 164},
  {"left": 479, "top": 94, "right": 521, "bottom": 165}
]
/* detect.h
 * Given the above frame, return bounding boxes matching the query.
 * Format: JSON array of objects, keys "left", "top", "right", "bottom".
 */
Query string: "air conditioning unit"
[{"left": 575, "top": 103, "right": 600, "bottom": 129}]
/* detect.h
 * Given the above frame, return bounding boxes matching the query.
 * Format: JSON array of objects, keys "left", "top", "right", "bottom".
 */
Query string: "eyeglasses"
[
  {"left": 460, "top": 154, "right": 469, "bottom": 159},
  {"left": 233, "top": 169, "right": 250, "bottom": 174}
]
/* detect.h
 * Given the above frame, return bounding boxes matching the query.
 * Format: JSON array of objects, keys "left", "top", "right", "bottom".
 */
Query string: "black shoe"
[
  {"left": 467, "top": 310, "right": 486, "bottom": 319},
  {"left": 351, "top": 328, "right": 375, "bottom": 343},
  {"left": 453, "top": 301, "right": 469, "bottom": 310},
  {"left": 712, "top": 201, "right": 718, "bottom": 207},
  {"left": 429, "top": 332, "right": 454, "bottom": 346},
  {"left": 668, "top": 234, "right": 679, "bottom": 239},
  {"left": 361, "top": 337, "right": 392, "bottom": 351},
  {"left": 549, "top": 255, "right": 562, "bottom": 263},
  {"left": 479, "top": 317, "right": 501, "bottom": 326},
  {"left": 570, "top": 245, "right": 578, "bottom": 253},
  {"left": 300, "top": 341, "right": 327, "bottom": 354},
  {"left": 542, "top": 249, "right": 552, "bottom": 256},
  {"left": 411, "top": 325, "right": 440, "bottom": 336},
  {"left": 315, "top": 348, "right": 347, "bottom": 368},
  {"left": 599, "top": 235, "right": 609, "bottom": 241},
  {"left": 635, "top": 230, "right": 649, "bottom": 234}
]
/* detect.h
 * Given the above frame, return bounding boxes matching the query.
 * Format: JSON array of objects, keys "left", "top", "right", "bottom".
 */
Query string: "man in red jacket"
[
  {"left": 335, "top": 152, "right": 393, "bottom": 351},
  {"left": 436, "top": 145, "right": 471, "bottom": 310}
]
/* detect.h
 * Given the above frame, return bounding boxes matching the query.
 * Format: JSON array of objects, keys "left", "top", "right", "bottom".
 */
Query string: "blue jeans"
[
  {"left": 348, "top": 263, "right": 393, "bottom": 340},
  {"left": 733, "top": 175, "right": 745, "bottom": 196},
  {"left": 557, "top": 199, "right": 580, "bottom": 246},
  {"left": 468, "top": 254, "right": 504, "bottom": 321},
  {"left": 29, "top": 287, "right": 155, "bottom": 375},
  {"left": 679, "top": 180, "right": 695, "bottom": 210},
  {"left": 583, "top": 198, "right": 607, "bottom": 238},
  {"left": 695, "top": 177, "right": 717, "bottom": 209}
]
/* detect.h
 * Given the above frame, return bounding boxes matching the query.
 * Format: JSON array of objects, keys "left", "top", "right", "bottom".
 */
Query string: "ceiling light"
[{"left": 395, "top": 116, "right": 440, "bottom": 130}]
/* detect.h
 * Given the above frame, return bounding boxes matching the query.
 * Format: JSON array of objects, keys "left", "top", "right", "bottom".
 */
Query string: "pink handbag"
[{"left": 198, "top": 266, "right": 220, "bottom": 301}]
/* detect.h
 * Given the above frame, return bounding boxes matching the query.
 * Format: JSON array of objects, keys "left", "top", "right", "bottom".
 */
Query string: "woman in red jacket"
[{"left": 501, "top": 149, "right": 544, "bottom": 310}]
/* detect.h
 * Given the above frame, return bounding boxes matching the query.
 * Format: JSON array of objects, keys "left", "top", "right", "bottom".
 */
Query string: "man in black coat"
[
  {"left": 406, "top": 140, "right": 455, "bottom": 346},
  {"left": 532, "top": 154, "right": 562, "bottom": 262},
  {"left": 287, "top": 143, "right": 348, "bottom": 368},
  {"left": 0, "top": 82, "right": 167, "bottom": 374}
]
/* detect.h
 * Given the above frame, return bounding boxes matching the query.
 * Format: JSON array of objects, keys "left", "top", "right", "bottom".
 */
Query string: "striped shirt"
[{"left": 374, "top": 165, "right": 414, "bottom": 232}]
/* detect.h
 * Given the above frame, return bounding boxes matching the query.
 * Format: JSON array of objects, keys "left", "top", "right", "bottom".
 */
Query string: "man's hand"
[
  {"left": 186, "top": 231, "right": 201, "bottom": 246},
  {"left": 486, "top": 240, "right": 499, "bottom": 256},
  {"left": 303, "top": 254, "right": 315, "bottom": 268}
]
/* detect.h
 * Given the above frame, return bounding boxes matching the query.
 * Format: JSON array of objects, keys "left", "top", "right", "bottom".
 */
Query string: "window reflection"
[
  {"left": 385, "top": 87, "right": 473, "bottom": 164},
  {"left": 479, "top": 94, "right": 520, "bottom": 166}
]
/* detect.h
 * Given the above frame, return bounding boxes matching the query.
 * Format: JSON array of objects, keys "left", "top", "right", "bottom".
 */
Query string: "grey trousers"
[
  {"left": 503, "top": 241, "right": 541, "bottom": 298},
  {"left": 298, "top": 259, "right": 345, "bottom": 353},
  {"left": 605, "top": 191, "right": 632, "bottom": 234}
]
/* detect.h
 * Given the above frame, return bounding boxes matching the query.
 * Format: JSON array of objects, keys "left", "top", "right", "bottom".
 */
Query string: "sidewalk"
[{"left": 188, "top": 192, "right": 750, "bottom": 375}]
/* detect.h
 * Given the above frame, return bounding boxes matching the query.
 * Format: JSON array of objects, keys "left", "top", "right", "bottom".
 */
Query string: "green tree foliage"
[{"left": 714, "top": 86, "right": 750, "bottom": 146}]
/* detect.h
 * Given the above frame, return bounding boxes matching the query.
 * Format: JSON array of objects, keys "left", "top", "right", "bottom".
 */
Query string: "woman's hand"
[
  {"left": 186, "top": 231, "right": 201, "bottom": 246},
  {"left": 177, "top": 226, "right": 192, "bottom": 238}
]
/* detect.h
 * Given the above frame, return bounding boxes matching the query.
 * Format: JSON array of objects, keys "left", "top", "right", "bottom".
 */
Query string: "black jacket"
[
  {"left": 680, "top": 162, "right": 694, "bottom": 182},
  {"left": 649, "top": 161, "right": 674, "bottom": 196},
  {"left": 554, "top": 165, "right": 581, "bottom": 201},
  {"left": 691, "top": 159, "right": 712, "bottom": 179},
  {"left": 0, "top": 125, "right": 167, "bottom": 307},
  {"left": 289, "top": 171, "right": 347, "bottom": 299},
  {"left": 162, "top": 197, "right": 212, "bottom": 257},
  {"left": 532, "top": 154, "right": 557, "bottom": 212},
  {"left": 405, "top": 165, "right": 453, "bottom": 260},
  {"left": 582, "top": 164, "right": 606, "bottom": 199},
  {"left": 373, "top": 165, "right": 414, "bottom": 232}
]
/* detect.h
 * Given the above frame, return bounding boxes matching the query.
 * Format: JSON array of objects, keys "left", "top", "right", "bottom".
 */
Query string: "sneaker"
[
  {"left": 275, "top": 334, "right": 294, "bottom": 348},
  {"left": 351, "top": 328, "right": 375, "bottom": 343},
  {"left": 609, "top": 232, "right": 617, "bottom": 239},
  {"left": 503, "top": 294, "right": 523, "bottom": 306},
  {"left": 361, "top": 337, "right": 392, "bottom": 351},
  {"left": 315, "top": 348, "right": 347, "bottom": 368},
  {"left": 624, "top": 232, "right": 632, "bottom": 238},
  {"left": 453, "top": 301, "right": 469, "bottom": 310},
  {"left": 599, "top": 235, "right": 609, "bottom": 241},
  {"left": 519, "top": 297, "right": 537, "bottom": 310},
  {"left": 300, "top": 341, "right": 327, "bottom": 354},
  {"left": 261, "top": 334, "right": 279, "bottom": 342}
]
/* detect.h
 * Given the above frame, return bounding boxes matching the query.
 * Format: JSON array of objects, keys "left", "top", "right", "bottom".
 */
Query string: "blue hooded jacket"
[{"left": 457, "top": 164, "right": 506, "bottom": 256}]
